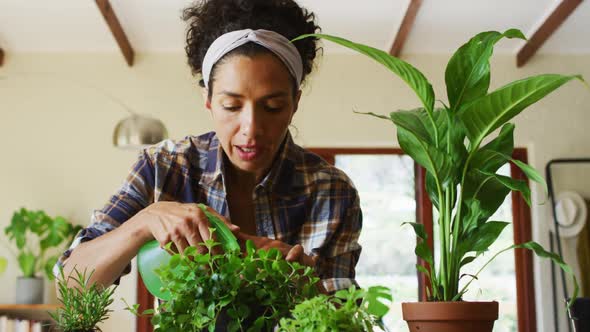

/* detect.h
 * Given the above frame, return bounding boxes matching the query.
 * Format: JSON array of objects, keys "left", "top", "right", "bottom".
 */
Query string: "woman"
[{"left": 56, "top": 0, "right": 361, "bottom": 299}]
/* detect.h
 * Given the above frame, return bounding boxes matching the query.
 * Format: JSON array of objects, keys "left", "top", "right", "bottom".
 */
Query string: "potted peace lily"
[{"left": 294, "top": 29, "right": 584, "bottom": 331}]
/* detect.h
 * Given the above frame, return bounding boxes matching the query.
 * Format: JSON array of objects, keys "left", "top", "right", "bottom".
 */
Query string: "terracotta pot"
[{"left": 402, "top": 301, "right": 499, "bottom": 332}]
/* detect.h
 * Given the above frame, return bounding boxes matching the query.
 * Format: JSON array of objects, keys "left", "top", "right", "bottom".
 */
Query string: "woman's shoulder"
[
  {"left": 290, "top": 147, "right": 357, "bottom": 191},
  {"left": 142, "top": 132, "right": 217, "bottom": 161}
]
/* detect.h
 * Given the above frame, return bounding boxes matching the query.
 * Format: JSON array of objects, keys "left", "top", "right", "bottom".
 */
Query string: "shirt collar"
[{"left": 198, "top": 131, "right": 301, "bottom": 197}]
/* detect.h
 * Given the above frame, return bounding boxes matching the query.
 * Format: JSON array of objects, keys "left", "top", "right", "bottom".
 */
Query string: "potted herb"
[
  {"left": 294, "top": 29, "right": 584, "bottom": 331},
  {"left": 4, "top": 207, "right": 82, "bottom": 304},
  {"left": 278, "top": 285, "right": 392, "bottom": 331},
  {"left": 129, "top": 206, "right": 320, "bottom": 331},
  {"left": 51, "top": 268, "right": 116, "bottom": 332}
]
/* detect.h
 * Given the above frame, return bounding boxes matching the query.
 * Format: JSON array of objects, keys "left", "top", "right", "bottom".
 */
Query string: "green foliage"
[
  {"left": 50, "top": 268, "right": 116, "bottom": 332},
  {"left": 294, "top": 29, "right": 585, "bottom": 306},
  {"left": 130, "top": 237, "right": 319, "bottom": 332},
  {"left": 0, "top": 256, "right": 6, "bottom": 275},
  {"left": 278, "top": 286, "right": 392, "bottom": 332},
  {"left": 4, "top": 208, "right": 82, "bottom": 279}
]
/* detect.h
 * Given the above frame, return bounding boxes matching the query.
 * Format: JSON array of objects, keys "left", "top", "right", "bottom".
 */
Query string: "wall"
[{"left": 0, "top": 51, "right": 589, "bottom": 331}]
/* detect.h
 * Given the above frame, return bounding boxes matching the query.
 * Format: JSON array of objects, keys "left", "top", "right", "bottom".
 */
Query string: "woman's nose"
[{"left": 240, "top": 105, "right": 263, "bottom": 138}]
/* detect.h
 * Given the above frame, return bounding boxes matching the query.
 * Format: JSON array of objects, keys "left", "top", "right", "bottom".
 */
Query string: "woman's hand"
[
  {"left": 134, "top": 202, "right": 240, "bottom": 255},
  {"left": 237, "top": 232, "right": 318, "bottom": 268}
]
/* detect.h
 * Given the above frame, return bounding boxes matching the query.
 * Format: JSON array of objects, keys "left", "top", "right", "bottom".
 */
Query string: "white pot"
[{"left": 16, "top": 277, "right": 44, "bottom": 304}]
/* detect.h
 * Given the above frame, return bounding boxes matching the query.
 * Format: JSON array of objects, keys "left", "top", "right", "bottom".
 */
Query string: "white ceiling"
[{"left": 0, "top": 0, "right": 588, "bottom": 54}]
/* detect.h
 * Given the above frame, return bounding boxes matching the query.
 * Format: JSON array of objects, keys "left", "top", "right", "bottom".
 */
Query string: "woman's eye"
[
  {"left": 265, "top": 106, "right": 284, "bottom": 112},
  {"left": 222, "top": 105, "right": 240, "bottom": 111}
]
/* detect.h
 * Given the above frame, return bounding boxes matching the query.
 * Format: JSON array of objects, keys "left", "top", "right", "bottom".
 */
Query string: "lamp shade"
[{"left": 113, "top": 114, "right": 168, "bottom": 149}]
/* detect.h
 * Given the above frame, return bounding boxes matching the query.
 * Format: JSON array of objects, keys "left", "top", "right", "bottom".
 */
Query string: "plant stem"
[
  {"left": 452, "top": 246, "right": 513, "bottom": 301},
  {"left": 449, "top": 150, "right": 475, "bottom": 298}
]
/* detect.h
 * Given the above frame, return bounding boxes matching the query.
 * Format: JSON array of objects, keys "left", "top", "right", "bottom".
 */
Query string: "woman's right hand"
[{"left": 134, "top": 202, "right": 240, "bottom": 255}]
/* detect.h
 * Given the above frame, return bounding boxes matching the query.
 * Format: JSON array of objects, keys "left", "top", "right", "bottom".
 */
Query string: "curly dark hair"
[{"left": 182, "top": 0, "right": 321, "bottom": 95}]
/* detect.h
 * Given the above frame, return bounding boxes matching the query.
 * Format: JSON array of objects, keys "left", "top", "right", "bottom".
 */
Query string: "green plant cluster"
[
  {"left": 278, "top": 285, "right": 392, "bottom": 332},
  {"left": 140, "top": 238, "right": 319, "bottom": 332},
  {"left": 294, "top": 28, "right": 585, "bottom": 305},
  {"left": 51, "top": 268, "right": 116, "bottom": 332},
  {"left": 4, "top": 207, "right": 82, "bottom": 279}
]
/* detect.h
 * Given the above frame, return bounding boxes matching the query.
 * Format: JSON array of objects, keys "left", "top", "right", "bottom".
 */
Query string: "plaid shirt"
[{"left": 56, "top": 131, "right": 362, "bottom": 293}]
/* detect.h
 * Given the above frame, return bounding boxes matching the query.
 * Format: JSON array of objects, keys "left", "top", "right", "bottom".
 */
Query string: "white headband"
[{"left": 201, "top": 29, "right": 303, "bottom": 89}]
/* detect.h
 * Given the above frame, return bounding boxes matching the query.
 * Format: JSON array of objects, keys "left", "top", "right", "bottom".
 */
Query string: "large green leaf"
[
  {"left": 402, "top": 222, "right": 433, "bottom": 268},
  {"left": 6, "top": 209, "right": 28, "bottom": 249},
  {"left": 29, "top": 211, "right": 49, "bottom": 234},
  {"left": 390, "top": 109, "right": 453, "bottom": 188},
  {"left": 459, "top": 74, "right": 584, "bottom": 149},
  {"left": 390, "top": 109, "right": 435, "bottom": 144},
  {"left": 40, "top": 216, "right": 71, "bottom": 250},
  {"left": 44, "top": 255, "right": 59, "bottom": 280},
  {"left": 457, "top": 221, "right": 510, "bottom": 257},
  {"left": 461, "top": 171, "right": 512, "bottom": 235},
  {"left": 293, "top": 33, "right": 435, "bottom": 115},
  {"left": 470, "top": 123, "right": 514, "bottom": 173},
  {"left": 446, "top": 29, "right": 526, "bottom": 110},
  {"left": 364, "top": 286, "right": 393, "bottom": 318},
  {"left": 458, "top": 200, "right": 483, "bottom": 238}
]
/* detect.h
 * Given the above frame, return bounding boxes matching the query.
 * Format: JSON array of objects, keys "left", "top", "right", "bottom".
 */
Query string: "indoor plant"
[
  {"left": 294, "top": 29, "right": 584, "bottom": 331},
  {"left": 50, "top": 267, "right": 117, "bottom": 332},
  {"left": 128, "top": 234, "right": 320, "bottom": 331},
  {"left": 4, "top": 207, "right": 82, "bottom": 303},
  {"left": 278, "top": 285, "right": 392, "bottom": 331}
]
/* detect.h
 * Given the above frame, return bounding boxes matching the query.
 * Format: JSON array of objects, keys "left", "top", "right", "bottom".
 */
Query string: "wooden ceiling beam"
[
  {"left": 389, "top": 0, "right": 423, "bottom": 57},
  {"left": 95, "top": 0, "right": 134, "bottom": 66},
  {"left": 517, "top": 0, "right": 583, "bottom": 67}
]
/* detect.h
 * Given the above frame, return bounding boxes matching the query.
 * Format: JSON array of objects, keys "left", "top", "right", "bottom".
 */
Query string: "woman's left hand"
[{"left": 237, "top": 232, "right": 318, "bottom": 268}]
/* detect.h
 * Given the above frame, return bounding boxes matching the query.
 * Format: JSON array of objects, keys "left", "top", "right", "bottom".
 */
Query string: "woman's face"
[{"left": 204, "top": 53, "right": 301, "bottom": 182}]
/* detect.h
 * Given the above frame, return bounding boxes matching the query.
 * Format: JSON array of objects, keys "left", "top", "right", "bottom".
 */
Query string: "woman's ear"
[
  {"left": 202, "top": 88, "right": 212, "bottom": 112},
  {"left": 293, "top": 89, "right": 302, "bottom": 114}
]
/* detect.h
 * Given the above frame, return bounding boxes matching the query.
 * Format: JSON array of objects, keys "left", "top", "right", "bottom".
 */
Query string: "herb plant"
[
  {"left": 51, "top": 268, "right": 116, "bottom": 332},
  {"left": 278, "top": 285, "right": 392, "bottom": 332},
  {"left": 131, "top": 235, "right": 319, "bottom": 332},
  {"left": 294, "top": 29, "right": 585, "bottom": 304},
  {"left": 4, "top": 207, "right": 82, "bottom": 279}
]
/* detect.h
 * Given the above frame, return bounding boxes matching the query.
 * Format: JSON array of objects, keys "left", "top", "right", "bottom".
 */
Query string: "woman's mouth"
[{"left": 235, "top": 145, "right": 262, "bottom": 161}]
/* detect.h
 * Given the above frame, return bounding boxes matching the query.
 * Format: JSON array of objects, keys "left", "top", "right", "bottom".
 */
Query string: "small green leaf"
[
  {"left": 402, "top": 222, "right": 427, "bottom": 240},
  {"left": 44, "top": 255, "right": 59, "bottom": 280},
  {"left": 18, "top": 252, "right": 36, "bottom": 277}
]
